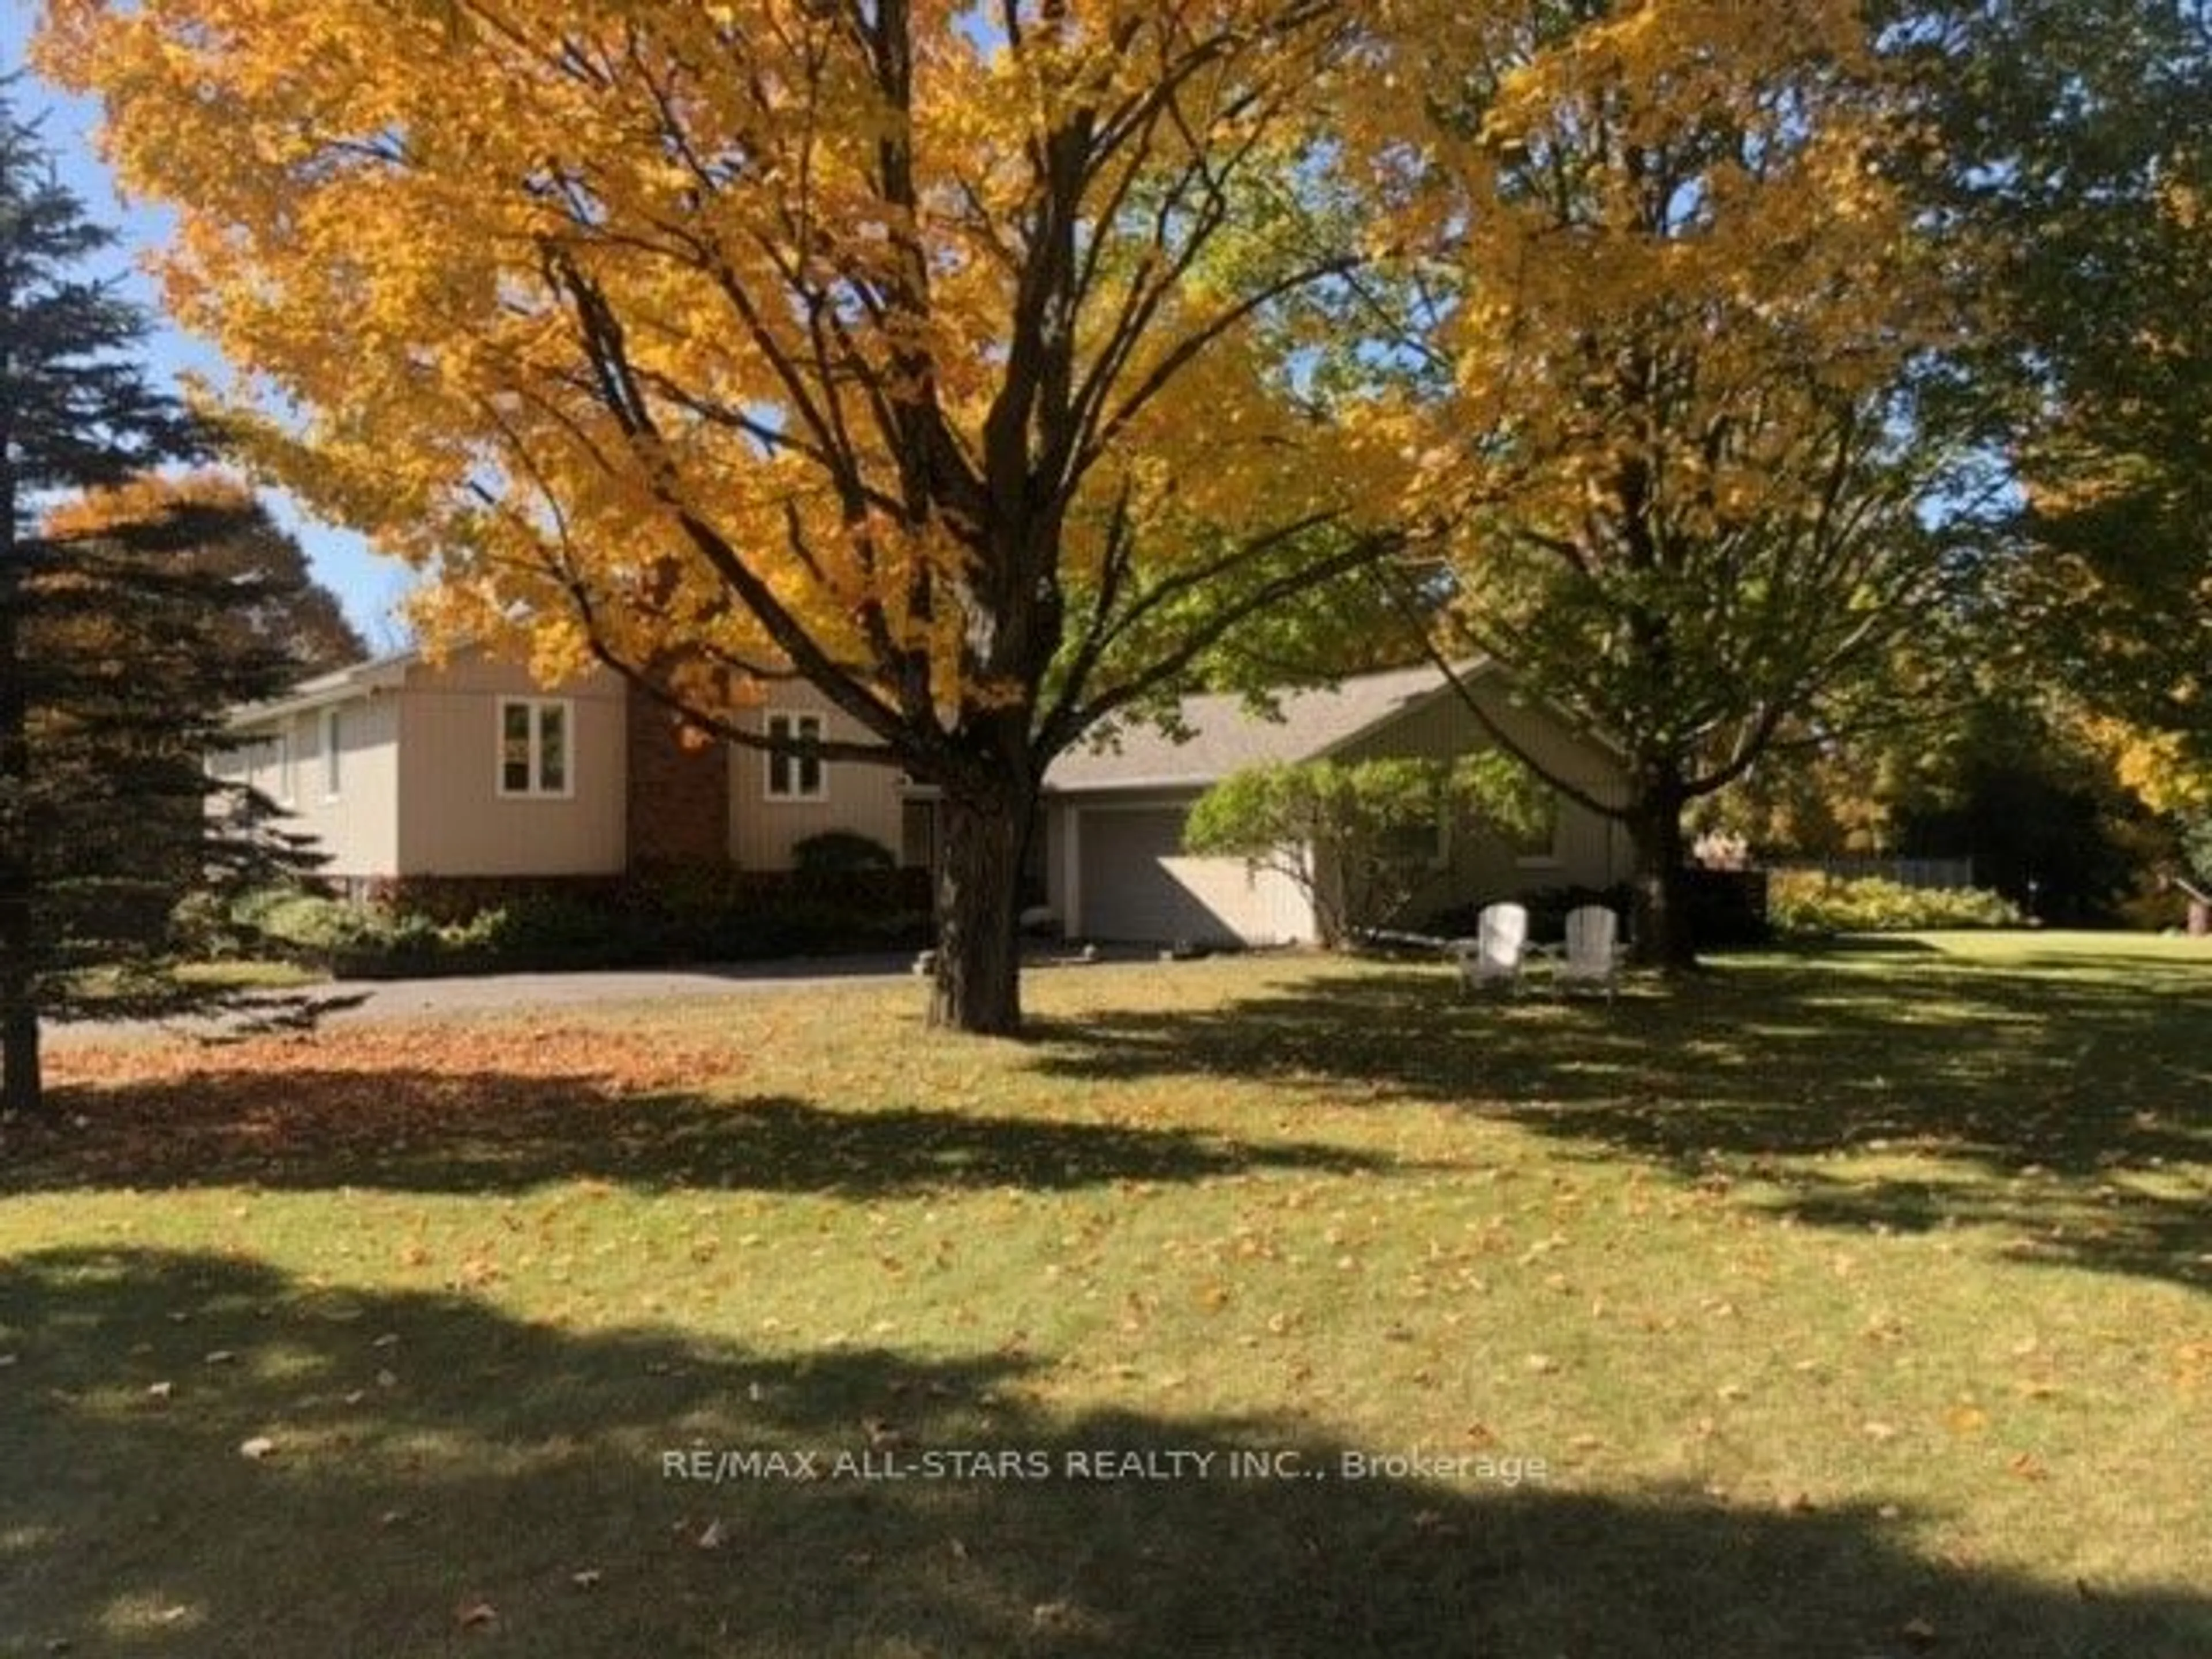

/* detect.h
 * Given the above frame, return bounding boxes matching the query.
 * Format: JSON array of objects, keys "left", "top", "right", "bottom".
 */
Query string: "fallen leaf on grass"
[
  {"left": 237, "top": 1435, "right": 278, "bottom": 1461},
  {"left": 456, "top": 1601, "right": 498, "bottom": 1631},
  {"left": 570, "top": 1569, "right": 603, "bottom": 1590},
  {"left": 695, "top": 1518, "right": 728, "bottom": 1551},
  {"left": 1944, "top": 1404, "right": 1988, "bottom": 1436}
]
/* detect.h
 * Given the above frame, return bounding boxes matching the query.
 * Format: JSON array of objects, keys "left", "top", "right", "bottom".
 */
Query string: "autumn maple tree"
[
  {"left": 39, "top": 0, "right": 1424, "bottom": 1032},
  {"left": 1359, "top": 0, "right": 1979, "bottom": 967}
]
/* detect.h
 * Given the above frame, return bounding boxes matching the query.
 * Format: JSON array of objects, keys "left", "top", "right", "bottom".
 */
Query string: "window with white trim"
[
  {"left": 249, "top": 731, "right": 293, "bottom": 805},
  {"left": 319, "top": 708, "right": 343, "bottom": 800},
  {"left": 499, "top": 698, "right": 573, "bottom": 797},
  {"left": 764, "top": 711, "right": 826, "bottom": 801}
]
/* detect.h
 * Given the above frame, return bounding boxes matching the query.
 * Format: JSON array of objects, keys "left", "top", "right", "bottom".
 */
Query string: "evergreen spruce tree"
[{"left": 0, "top": 94, "right": 323, "bottom": 1116}]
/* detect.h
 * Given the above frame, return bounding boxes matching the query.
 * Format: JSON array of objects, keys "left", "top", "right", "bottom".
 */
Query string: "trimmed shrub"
[
  {"left": 225, "top": 868, "right": 934, "bottom": 976},
  {"left": 236, "top": 888, "right": 498, "bottom": 972},
  {"left": 1768, "top": 873, "right": 2021, "bottom": 935},
  {"left": 791, "top": 831, "right": 897, "bottom": 874}
]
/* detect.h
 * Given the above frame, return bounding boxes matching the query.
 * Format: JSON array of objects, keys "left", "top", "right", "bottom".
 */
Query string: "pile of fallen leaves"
[{"left": 6, "top": 1024, "right": 745, "bottom": 1186}]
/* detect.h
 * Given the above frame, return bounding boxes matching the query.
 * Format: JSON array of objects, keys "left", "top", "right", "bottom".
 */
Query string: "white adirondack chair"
[
  {"left": 1453, "top": 902, "right": 1529, "bottom": 994},
  {"left": 1555, "top": 904, "right": 1623, "bottom": 999}
]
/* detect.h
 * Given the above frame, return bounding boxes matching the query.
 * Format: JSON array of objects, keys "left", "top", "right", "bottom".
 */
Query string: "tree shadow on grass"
[
  {"left": 1, "top": 1246, "right": 2205, "bottom": 1658},
  {"left": 0, "top": 1075, "right": 1389, "bottom": 1198},
  {"left": 1027, "top": 952, "right": 2212, "bottom": 1290}
]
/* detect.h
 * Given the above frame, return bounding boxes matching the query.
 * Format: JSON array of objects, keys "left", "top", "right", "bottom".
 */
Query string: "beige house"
[
  {"left": 215, "top": 646, "right": 917, "bottom": 891},
  {"left": 1039, "top": 662, "right": 1633, "bottom": 946},
  {"left": 221, "top": 652, "right": 1628, "bottom": 942}
]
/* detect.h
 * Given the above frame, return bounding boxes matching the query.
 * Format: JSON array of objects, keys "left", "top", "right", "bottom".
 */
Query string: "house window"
[
  {"left": 765, "top": 711, "right": 826, "bottom": 801},
  {"left": 320, "top": 708, "right": 343, "bottom": 800},
  {"left": 1507, "top": 791, "right": 1562, "bottom": 866},
  {"left": 499, "top": 698, "right": 573, "bottom": 797},
  {"left": 1378, "top": 813, "right": 1451, "bottom": 873},
  {"left": 251, "top": 732, "right": 293, "bottom": 805}
]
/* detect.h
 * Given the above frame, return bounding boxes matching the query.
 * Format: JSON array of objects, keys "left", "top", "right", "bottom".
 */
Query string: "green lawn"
[{"left": 3, "top": 931, "right": 2209, "bottom": 1656}]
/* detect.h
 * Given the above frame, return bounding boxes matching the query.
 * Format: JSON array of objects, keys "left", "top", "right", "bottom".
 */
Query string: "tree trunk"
[
  {"left": 0, "top": 995, "right": 37, "bottom": 1116},
  {"left": 929, "top": 778, "right": 1031, "bottom": 1035},
  {"left": 0, "top": 560, "right": 40, "bottom": 1116},
  {"left": 1626, "top": 770, "right": 1696, "bottom": 972}
]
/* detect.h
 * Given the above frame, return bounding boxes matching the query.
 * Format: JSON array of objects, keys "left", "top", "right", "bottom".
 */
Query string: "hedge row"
[
  {"left": 230, "top": 869, "right": 933, "bottom": 977},
  {"left": 1767, "top": 872, "right": 2021, "bottom": 935}
]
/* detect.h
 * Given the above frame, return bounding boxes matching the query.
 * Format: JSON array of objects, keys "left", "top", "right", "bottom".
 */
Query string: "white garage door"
[{"left": 1074, "top": 807, "right": 1313, "bottom": 945}]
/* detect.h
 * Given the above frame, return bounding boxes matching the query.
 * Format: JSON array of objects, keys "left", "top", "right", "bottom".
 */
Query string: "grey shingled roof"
[{"left": 1044, "top": 662, "right": 1482, "bottom": 794}]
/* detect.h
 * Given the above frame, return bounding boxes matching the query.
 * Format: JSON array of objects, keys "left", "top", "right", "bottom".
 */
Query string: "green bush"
[
  {"left": 1768, "top": 873, "right": 2021, "bottom": 935},
  {"left": 791, "top": 831, "right": 897, "bottom": 874},
  {"left": 236, "top": 889, "right": 488, "bottom": 965},
  {"left": 1187, "top": 753, "right": 1544, "bottom": 945},
  {"left": 224, "top": 872, "right": 933, "bottom": 975},
  {"left": 469, "top": 893, "right": 624, "bottom": 960}
]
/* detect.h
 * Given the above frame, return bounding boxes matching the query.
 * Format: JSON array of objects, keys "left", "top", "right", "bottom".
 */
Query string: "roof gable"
[{"left": 1044, "top": 663, "right": 1492, "bottom": 794}]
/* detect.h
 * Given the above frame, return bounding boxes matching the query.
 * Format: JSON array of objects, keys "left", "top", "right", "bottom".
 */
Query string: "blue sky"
[{"left": 4, "top": 3, "right": 416, "bottom": 650}]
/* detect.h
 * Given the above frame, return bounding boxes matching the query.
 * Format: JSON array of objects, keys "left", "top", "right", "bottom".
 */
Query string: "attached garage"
[
  {"left": 1062, "top": 801, "right": 1317, "bottom": 946},
  {"left": 1041, "top": 663, "right": 1633, "bottom": 948}
]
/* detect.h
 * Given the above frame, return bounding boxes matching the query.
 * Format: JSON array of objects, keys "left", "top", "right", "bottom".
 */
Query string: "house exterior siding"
[
  {"left": 219, "top": 694, "right": 404, "bottom": 878},
  {"left": 726, "top": 683, "right": 910, "bottom": 870},
  {"left": 1331, "top": 677, "right": 1628, "bottom": 919},
  {"left": 394, "top": 657, "right": 628, "bottom": 877}
]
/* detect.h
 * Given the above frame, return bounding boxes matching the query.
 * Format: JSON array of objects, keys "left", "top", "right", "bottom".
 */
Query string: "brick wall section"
[{"left": 624, "top": 684, "right": 730, "bottom": 873}]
